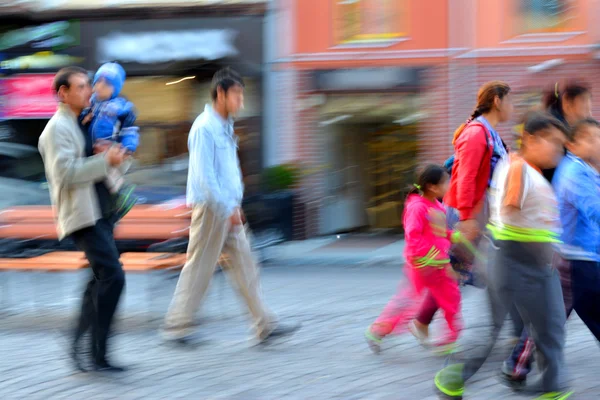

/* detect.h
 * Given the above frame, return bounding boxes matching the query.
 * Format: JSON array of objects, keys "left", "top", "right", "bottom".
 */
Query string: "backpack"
[{"left": 443, "top": 122, "right": 494, "bottom": 176}]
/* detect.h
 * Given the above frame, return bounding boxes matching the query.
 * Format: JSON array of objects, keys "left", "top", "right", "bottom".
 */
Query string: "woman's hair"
[
  {"left": 543, "top": 80, "right": 590, "bottom": 121},
  {"left": 452, "top": 81, "right": 511, "bottom": 143},
  {"left": 570, "top": 117, "right": 600, "bottom": 142},
  {"left": 521, "top": 110, "right": 570, "bottom": 146},
  {"left": 408, "top": 164, "right": 448, "bottom": 196}
]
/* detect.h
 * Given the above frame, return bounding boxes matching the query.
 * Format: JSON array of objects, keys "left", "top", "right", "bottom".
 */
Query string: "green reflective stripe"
[
  {"left": 487, "top": 223, "right": 561, "bottom": 243},
  {"left": 421, "top": 246, "right": 439, "bottom": 260},
  {"left": 415, "top": 258, "right": 450, "bottom": 269},
  {"left": 534, "top": 391, "right": 573, "bottom": 400},
  {"left": 118, "top": 185, "right": 137, "bottom": 209},
  {"left": 450, "top": 230, "right": 462, "bottom": 244},
  {"left": 364, "top": 329, "right": 382, "bottom": 344},
  {"left": 414, "top": 246, "right": 449, "bottom": 269}
]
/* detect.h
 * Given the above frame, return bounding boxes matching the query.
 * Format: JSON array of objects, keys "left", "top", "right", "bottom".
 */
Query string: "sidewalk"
[
  {"left": 263, "top": 234, "right": 405, "bottom": 266},
  {"left": 1, "top": 263, "right": 598, "bottom": 399}
]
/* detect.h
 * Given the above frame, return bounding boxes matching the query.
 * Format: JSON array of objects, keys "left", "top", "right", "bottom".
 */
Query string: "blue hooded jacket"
[
  {"left": 81, "top": 62, "right": 139, "bottom": 153},
  {"left": 553, "top": 152, "right": 600, "bottom": 261}
]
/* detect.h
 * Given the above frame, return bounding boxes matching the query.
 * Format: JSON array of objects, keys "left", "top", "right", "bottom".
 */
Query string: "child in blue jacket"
[{"left": 81, "top": 62, "right": 140, "bottom": 220}]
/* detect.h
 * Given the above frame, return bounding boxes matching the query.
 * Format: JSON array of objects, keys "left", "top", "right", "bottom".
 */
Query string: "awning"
[
  {"left": 0, "top": 0, "right": 267, "bottom": 18},
  {"left": 82, "top": 17, "right": 264, "bottom": 76}
]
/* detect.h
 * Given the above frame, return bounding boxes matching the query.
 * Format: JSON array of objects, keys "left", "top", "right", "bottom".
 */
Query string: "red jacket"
[{"left": 444, "top": 122, "right": 493, "bottom": 221}]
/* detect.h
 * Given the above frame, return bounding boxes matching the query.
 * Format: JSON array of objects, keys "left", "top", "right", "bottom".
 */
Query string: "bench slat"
[
  {"left": 0, "top": 222, "right": 190, "bottom": 240},
  {"left": 0, "top": 205, "right": 191, "bottom": 223}
]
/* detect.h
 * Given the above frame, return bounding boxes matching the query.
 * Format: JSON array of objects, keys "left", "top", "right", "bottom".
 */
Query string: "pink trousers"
[{"left": 371, "top": 265, "right": 461, "bottom": 339}]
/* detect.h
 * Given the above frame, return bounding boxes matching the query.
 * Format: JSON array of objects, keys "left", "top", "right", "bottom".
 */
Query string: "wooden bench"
[
  {"left": 0, "top": 204, "right": 241, "bottom": 318},
  {"left": 0, "top": 205, "right": 192, "bottom": 223}
]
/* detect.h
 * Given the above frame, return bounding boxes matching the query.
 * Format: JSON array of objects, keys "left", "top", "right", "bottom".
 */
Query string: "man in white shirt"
[{"left": 161, "top": 67, "right": 299, "bottom": 344}]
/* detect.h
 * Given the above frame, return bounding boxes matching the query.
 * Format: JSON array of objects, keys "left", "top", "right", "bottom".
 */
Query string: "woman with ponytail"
[
  {"left": 541, "top": 80, "right": 592, "bottom": 182},
  {"left": 409, "top": 81, "right": 514, "bottom": 343},
  {"left": 446, "top": 81, "right": 513, "bottom": 236}
]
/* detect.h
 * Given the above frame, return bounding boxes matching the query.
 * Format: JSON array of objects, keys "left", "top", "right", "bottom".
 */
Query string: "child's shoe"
[
  {"left": 532, "top": 392, "right": 573, "bottom": 400},
  {"left": 498, "top": 360, "right": 527, "bottom": 389},
  {"left": 432, "top": 334, "right": 459, "bottom": 355},
  {"left": 434, "top": 363, "right": 465, "bottom": 398},
  {"left": 114, "top": 184, "right": 138, "bottom": 221},
  {"left": 408, "top": 320, "right": 431, "bottom": 348},
  {"left": 364, "top": 328, "right": 382, "bottom": 355}
]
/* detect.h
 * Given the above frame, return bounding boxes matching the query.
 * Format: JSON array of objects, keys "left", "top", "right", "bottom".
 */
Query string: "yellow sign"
[{"left": 332, "top": 0, "right": 406, "bottom": 45}]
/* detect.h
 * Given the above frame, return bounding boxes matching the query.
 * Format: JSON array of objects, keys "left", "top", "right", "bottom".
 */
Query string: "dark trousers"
[
  {"left": 460, "top": 241, "right": 568, "bottom": 392},
  {"left": 70, "top": 218, "right": 125, "bottom": 363},
  {"left": 506, "top": 258, "right": 600, "bottom": 378}
]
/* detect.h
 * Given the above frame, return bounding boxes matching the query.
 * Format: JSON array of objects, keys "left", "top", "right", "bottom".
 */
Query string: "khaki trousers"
[{"left": 163, "top": 204, "right": 275, "bottom": 339}]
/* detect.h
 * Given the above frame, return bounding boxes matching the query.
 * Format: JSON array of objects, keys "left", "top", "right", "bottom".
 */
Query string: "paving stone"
[{"left": 0, "top": 264, "right": 597, "bottom": 399}]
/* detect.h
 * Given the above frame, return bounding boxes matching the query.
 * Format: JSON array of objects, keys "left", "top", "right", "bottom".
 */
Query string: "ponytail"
[
  {"left": 543, "top": 80, "right": 590, "bottom": 122},
  {"left": 453, "top": 81, "right": 511, "bottom": 144},
  {"left": 406, "top": 183, "right": 422, "bottom": 197},
  {"left": 406, "top": 165, "right": 447, "bottom": 199}
]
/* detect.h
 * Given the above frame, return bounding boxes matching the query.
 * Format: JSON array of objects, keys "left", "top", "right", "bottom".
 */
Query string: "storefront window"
[
  {"left": 333, "top": 0, "right": 405, "bottom": 45},
  {"left": 519, "top": 0, "right": 575, "bottom": 33}
]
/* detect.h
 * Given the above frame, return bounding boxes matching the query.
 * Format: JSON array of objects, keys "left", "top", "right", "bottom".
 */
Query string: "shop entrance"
[{"left": 319, "top": 93, "right": 422, "bottom": 235}]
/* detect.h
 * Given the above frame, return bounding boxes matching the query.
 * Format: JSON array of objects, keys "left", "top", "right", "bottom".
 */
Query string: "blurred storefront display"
[
  {"left": 0, "top": 2, "right": 276, "bottom": 235},
  {"left": 0, "top": 74, "right": 56, "bottom": 119},
  {"left": 269, "top": 0, "right": 600, "bottom": 239},
  {"left": 314, "top": 70, "right": 423, "bottom": 235}
]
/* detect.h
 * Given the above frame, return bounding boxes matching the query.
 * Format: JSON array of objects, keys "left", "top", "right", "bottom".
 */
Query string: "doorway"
[{"left": 318, "top": 93, "right": 421, "bottom": 235}]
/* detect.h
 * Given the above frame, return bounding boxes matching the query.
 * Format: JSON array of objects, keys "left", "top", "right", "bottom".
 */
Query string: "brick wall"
[
  {"left": 294, "top": 71, "right": 323, "bottom": 239},
  {"left": 418, "top": 60, "right": 600, "bottom": 166},
  {"left": 289, "top": 59, "right": 600, "bottom": 238}
]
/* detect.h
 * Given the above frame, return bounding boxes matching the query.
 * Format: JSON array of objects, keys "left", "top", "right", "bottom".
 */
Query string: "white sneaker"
[{"left": 408, "top": 320, "right": 431, "bottom": 348}]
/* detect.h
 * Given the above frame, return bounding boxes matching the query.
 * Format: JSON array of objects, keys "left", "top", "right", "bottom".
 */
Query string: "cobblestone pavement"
[{"left": 1, "top": 264, "right": 599, "bottom": 399}]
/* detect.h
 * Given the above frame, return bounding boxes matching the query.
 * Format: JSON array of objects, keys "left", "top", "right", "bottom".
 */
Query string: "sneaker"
[
  {"left": 432, "top": 334, "right": 459, "bottom": 355},
  {"left": 434, "top": 363, "right": 465, "bottom": 398},
  {"left": 433, "top": 341, "right": 459, "bottom": 356},
  {"left": 364, "top": 328, "right": 382, "bottom": 355},
  {"left": 517, "top": 375, "right": 573, "bottom": 399},
  {"left": 258, "top": 322, "right": 301, "bottom": 344},
  {"left": 498, "top": 361, "right": 526, "bottom": 389},
  {"left": 407, "top": 320, "right": 431, "bottom": 348},
  {"left": 533, "top": 392, "right": 574, "bottom": 400}
]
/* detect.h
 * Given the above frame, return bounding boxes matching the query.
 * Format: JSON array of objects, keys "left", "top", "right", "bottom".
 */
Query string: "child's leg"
[
  {"left": 503, "top": 253, "right": 573, "bottom": 382},
  {"left": 414, "top": 292, "right": 438, "bottom": 333},
  {"left": 571, "top": 260, "right": 600, "bottom": 341},
  {"left": 503, "top": 329, "right": 534, "bottom": 381},
  {"left": 513, "top": 263, "right": 568, "bottom": 393},
  {"left": 370, "top": 285, "right": 417, "bottom": 338},
  {"left": 427, "top": 270, "right": 461, "bottom": 342}
]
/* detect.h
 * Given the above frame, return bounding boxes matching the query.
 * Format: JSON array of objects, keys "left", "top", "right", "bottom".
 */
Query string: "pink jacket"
[{"left": 403, "top": 194, "right": 455, "bottom": 268}]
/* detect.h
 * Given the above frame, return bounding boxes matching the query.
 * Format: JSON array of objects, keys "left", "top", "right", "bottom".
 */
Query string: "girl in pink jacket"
[{"left": 365, "top": 165, "right": 462, "bottom": 354}]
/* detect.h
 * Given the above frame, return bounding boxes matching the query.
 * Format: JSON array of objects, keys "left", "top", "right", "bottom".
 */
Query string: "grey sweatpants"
[{"left": 462, "top": 240, "right": 568, "bottom": 392}]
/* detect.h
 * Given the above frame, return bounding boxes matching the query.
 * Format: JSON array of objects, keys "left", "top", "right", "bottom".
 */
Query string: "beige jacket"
[{"left": 38, "top": 103, "right": 130, "bottom": 239}]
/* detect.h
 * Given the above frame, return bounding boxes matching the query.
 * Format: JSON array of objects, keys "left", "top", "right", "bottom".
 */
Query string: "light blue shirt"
[
  {"left": 186, "top": 104, "right": 244, "bottom": 219},
  {"left": 553, "top": 152, "right": 600, "bottom": 261}
]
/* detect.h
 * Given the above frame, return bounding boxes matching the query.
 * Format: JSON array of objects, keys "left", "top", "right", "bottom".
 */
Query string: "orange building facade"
[{"left": 266, "top": 0, "right": 600, "bottom": 238}]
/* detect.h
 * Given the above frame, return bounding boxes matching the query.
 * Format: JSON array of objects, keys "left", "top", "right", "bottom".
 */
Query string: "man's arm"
[
  {"left": 190, "top": 127, "right": 237, "bottom": 220},
  {"left": 41, "top": 123, "right": 109, "bottom": 189}
]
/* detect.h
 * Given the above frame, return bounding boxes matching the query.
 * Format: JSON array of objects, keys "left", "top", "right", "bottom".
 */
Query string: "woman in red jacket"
[{"left": 409, "top": 81, "right": 514, "bottom": 344}]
